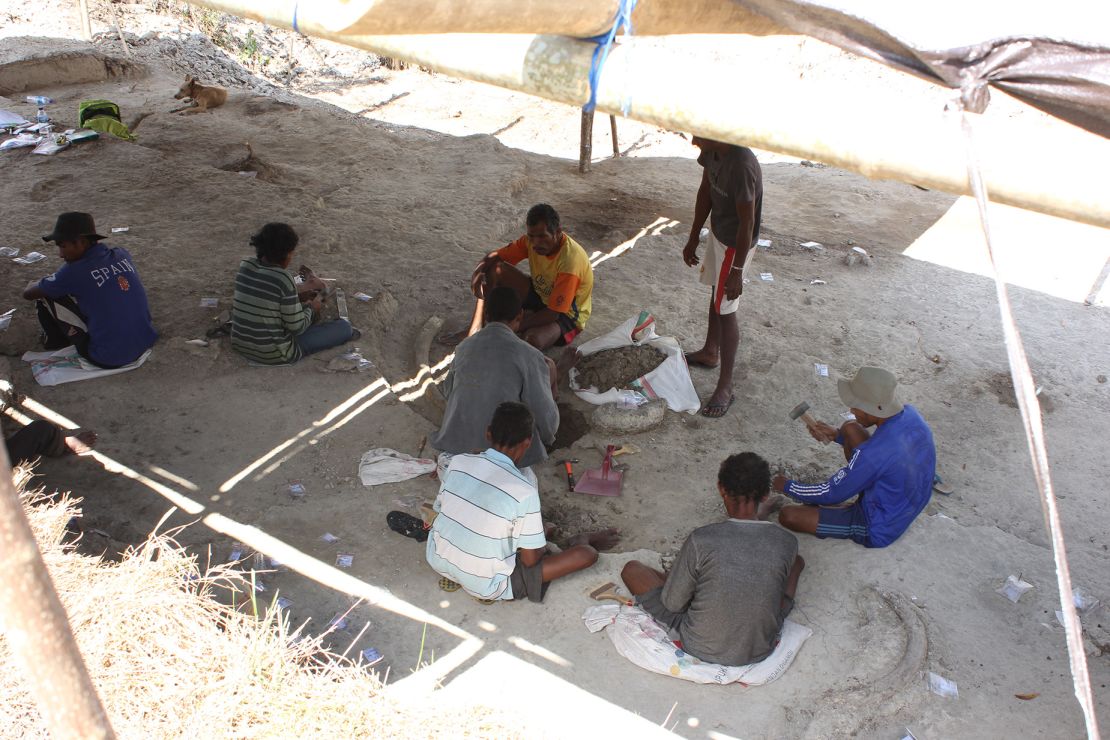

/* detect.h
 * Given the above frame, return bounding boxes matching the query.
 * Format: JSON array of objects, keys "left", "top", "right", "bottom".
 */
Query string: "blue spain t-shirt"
[{"left": 37, "top": 243, "right": 158, "bottom": 366}]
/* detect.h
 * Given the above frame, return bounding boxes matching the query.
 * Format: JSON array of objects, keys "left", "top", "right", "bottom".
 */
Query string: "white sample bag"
[
  {"left": 22, "top": 346, "right": 151, "bottom": 386},
  {"left": 359, "top": 448, "right": 436, "bottom": 486},
  {"left": 583, "top": 603, "right": 811, "bottom": 685},
  {"left": 570, "top": 311, "right": 700, "bottom": 413}
]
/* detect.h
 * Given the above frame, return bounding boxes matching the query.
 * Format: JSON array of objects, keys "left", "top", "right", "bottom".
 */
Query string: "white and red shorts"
[{"left": 698, "top": 230, "right": 754, "bottom": 315}]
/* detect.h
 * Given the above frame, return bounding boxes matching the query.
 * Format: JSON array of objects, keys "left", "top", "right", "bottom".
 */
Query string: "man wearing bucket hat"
[
  {"left": 22, "top": 212, "right": 157, "bottom": 368},
  {"left": 771, "top": 366, "right": 936, "bottom": 548}
]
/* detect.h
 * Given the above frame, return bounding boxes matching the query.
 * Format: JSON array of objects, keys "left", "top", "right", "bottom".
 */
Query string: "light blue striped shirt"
[{"left": 425, "top": 449, "right": 546, "bottom": 600}]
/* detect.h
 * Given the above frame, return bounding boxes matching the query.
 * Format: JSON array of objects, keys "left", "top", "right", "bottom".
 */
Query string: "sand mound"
[{"left": 0, "top": 37, "right": 141, "bottom": 94}]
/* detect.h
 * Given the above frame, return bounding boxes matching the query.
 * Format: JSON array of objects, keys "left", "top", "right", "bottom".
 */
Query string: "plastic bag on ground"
[{"left": 570, "top": 311, "right": 700, "bottom": 413}]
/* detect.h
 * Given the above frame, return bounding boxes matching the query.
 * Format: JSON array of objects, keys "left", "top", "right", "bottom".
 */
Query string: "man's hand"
[
  {"left": 307, "top": 295, "right": 323, "bottom": 314},
  {"left": 682, "top": 235, "right": 700, "bottom": 267},
  {"left": 724, "top": 269, "right": 743, "bottom": 300},
  {"left": 22, "top": 279, "right": 44, "bottom": 301},
  {"left": 808, "top": 421, "right": 839, "bottom": 444},
  {"left": 471, "top": 253, "right": 499, "bottom": 299},
  {"left": 772, "top": 474, "right": 788, "bottom": 493}
]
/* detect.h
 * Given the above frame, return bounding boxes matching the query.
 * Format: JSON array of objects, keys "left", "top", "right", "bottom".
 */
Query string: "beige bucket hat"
[{"left": 837, "top": 366, "right": 904, "bottom": 419}]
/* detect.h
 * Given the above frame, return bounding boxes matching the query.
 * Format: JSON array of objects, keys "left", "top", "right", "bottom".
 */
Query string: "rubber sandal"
[
  {"left": 387, "top": 511, "right": 428, "bottom": 542},
  {"left": 700, "top": 394, "right": 735, "bottom": 418},
  {"left": 933, "top": 473, "right": 954, "bottom": 495},
  {"left": 206, "top": 321, "right": 231, "bottom": 339},
  {"left": 684, "top": 353, "right": 719, "bottom": 369},
  {"left": 437, "top": 577, "right": 494, "bottom": 603}
]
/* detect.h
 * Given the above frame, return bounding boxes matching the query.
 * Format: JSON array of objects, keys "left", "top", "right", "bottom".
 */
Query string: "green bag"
[{"left": 78, "top": 99, "right": 136, "bottom": 142}]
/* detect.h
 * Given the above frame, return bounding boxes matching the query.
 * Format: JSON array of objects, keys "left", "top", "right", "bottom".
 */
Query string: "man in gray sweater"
[
  {"left": 621, "top": 452, "right": 804, "bottom": 666},
  {"left": 430, "top": 286, "right": 559, "bottom": 472}
]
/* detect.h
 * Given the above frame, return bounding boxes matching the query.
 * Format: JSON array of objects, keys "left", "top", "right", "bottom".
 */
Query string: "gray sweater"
[
  {"left": 663, "top": 519, "right": 798, "bottom": 665},
  {"left": 429, "top": 322, "right": 559, "bottom": 469}
]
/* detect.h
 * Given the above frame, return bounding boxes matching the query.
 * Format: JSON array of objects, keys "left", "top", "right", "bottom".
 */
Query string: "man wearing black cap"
[
  {"left": 771, "top": 366, "right": 936, "bottom": 548},
  {"left": 21, "top": 212, "right": 157, "bottom": 368}
]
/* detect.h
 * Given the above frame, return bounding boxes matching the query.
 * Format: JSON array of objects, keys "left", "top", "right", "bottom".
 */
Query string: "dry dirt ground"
[{"left": 1, "top": 3, "right": 1109, "bottom": 738}]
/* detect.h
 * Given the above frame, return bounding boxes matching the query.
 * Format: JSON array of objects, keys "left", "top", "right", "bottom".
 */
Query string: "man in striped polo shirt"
[
  {"left": 426, "top": 402, "right": 620, "bottom": 602},
  {"left": 231, "top": 222, "right": 354, "bottom": 365}
]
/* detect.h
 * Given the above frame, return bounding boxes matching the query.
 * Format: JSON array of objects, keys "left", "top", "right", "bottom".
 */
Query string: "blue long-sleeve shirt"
[{"left": 785, "top": 405, "right": 936, "bottom": 547}]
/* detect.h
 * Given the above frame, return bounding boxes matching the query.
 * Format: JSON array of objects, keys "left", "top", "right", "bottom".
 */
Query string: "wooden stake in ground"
[
  {"left": 108, "top": 2, "right": 133, "bottom": 59},
  {"left": 0, "top": 448, "right": 116, "bottom": 740},
  {"left": 609, "top": 115, "right": 620, "bottom": 157},
  {"left": 579, "top": 109, "right": 594, "bottom": 173},
  {"left": 77, "top": 0, "right": 92, "bottom": 40}
]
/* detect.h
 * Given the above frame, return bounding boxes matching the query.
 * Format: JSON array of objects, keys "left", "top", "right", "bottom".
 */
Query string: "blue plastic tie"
[
  {"left": 582, "top": 0, "right": 637, "bottom": 113},
  {"left": 292, "top": 2, "right": 300, "bottom": 33}
]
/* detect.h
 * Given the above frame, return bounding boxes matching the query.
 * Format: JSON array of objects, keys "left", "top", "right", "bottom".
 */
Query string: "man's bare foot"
[
  {"left": 63, "top": 430, "right": 97, "bottom": 456},
  {"left": 437, "top": 328, "right": 469, "bottom": 347},
  {"left": 570, "top": 527, "right": 621, "bottom": 551},
  {"left": 684, "top": 349, "right": 720, "bottom": 369},
  {"left": 757, "top": 492, "right": 790, "bottom": 521},
  {"left": 556, "top": 346, "right": 581, "bottom": 376}
]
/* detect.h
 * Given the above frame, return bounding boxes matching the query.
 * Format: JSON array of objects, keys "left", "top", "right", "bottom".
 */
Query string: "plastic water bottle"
[
  {"left": 616, "top": 390, "right": 647, "bottom": 409},
  {"left": 35, "top": 107, "right": 49, "bottom": 124},
  {"left": 25, "top": 96, "right": 54, "bottom": 106}
]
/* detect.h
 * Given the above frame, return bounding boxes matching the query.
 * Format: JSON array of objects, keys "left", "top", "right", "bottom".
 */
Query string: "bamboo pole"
[
  {"left": 179, "top": 2, "right": 1110, "bottom": 229},
  {"left": 0, "top": 447, "right": 116, "bottom": 740},
  {"left": 184, "top": 0, "right": 785, "bottom": 37}
]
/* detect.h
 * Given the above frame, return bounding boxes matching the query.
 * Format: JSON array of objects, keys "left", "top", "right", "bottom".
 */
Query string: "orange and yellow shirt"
[{"left": 496, "top": 233, "right": 593, "bottom": 329}]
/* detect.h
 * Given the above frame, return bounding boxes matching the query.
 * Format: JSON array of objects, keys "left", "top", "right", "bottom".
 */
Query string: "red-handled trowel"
[{"left": 573, "top": 444, "right": 623, "bottom": 497}]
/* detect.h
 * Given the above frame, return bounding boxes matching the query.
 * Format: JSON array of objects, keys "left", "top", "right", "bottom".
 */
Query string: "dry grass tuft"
[{"left": 0, "top": 470, "right": 517, "bottom": 738}]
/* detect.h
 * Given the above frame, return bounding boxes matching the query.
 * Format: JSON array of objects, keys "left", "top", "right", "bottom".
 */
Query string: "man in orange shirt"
[{"left": 450, "top": 204, "right": 594, "bottom": 352}]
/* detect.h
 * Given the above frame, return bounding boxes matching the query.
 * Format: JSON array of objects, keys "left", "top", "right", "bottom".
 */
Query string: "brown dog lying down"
[{"left": 173, "top": 75, "right": 228, "bottom": 114}]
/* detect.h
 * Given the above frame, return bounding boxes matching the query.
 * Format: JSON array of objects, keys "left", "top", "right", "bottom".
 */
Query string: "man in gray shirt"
[
  {"left": 681, "top": 138, "right": 763, "bottom": 419},
  {"left": 621, "top": 452, "right": 803, "bottom": 666},
  {"left": 430, "top": 286, "right": 559, "bottom": 470}
]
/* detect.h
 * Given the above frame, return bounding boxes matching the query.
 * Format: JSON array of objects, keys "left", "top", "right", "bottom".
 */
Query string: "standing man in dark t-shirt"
[
  {"left": 681, "top": 138, "right": 763, "bottom": 418},
  {"left": 22, "top": 212, "right": 157, "bottom": 368},
  {"left": 621, "top": 452, "right": 803, "bottom": 666}
]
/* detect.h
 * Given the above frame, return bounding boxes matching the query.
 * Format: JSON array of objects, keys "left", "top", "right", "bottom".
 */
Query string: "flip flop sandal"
[
  {"left": 437, "top": 576, "right": 494, "bottom": 604},
  {"left": 206, "top": 321, "right": 231, "bottom": 339},
  {"left": 933, "top": 473, "right": 954, "bottom": 495},
  {"left": 700, "top": 394, "right": 735, "bottom": 418},
  {"left": 684, "top": 353, "right": 720, "bottom": 369},
  {"left": 387, "top": 511, "right": 428, "bottom": 542}
]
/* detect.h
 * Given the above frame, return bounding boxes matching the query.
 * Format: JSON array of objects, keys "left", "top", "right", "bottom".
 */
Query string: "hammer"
[
  {"left": 557, "top": 458, "right": 578, "bottom": 491},
  {"left": 789, "top": 401, "right": 822, "bottom": 435}
]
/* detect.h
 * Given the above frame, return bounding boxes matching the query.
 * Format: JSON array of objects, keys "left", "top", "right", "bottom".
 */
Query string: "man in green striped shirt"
[{"left": 231, "top": 223, "right": 354, "bottom": 364}]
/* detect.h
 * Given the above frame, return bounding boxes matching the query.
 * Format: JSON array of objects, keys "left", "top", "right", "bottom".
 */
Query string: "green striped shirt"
[{"left": 231, "top": 257, "right": 312, "bottom": 364}]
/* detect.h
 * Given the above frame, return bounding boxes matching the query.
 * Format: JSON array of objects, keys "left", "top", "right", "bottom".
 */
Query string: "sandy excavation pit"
[{"left": 573, "top": 345, "right": 666, "bottom": 392}]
